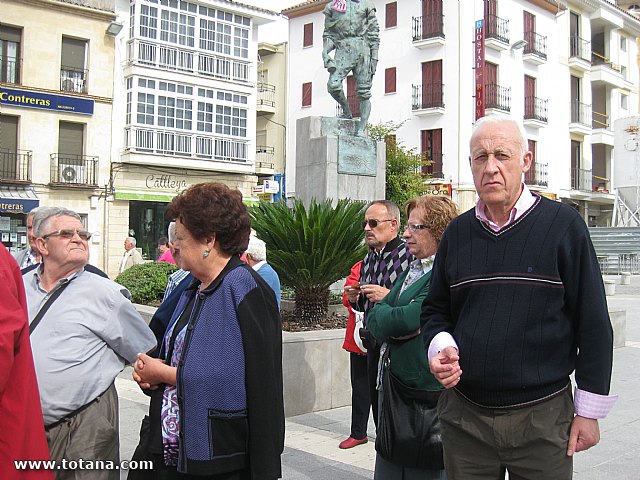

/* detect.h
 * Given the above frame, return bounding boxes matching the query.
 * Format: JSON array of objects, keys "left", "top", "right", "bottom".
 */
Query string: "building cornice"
[
  {"left": 526, "top": 0, "right": 567, "bottom": 14},
  {"left": 282, "top": 0, "right": 329, "bottom": 19},
  {"left": 4, "top": 0, "right": 117, "bottom": 21}
]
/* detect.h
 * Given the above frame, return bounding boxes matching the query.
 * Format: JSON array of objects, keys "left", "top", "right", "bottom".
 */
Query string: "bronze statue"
[{"left": 322, "top": 0, "right": 380, "bottom": 136}]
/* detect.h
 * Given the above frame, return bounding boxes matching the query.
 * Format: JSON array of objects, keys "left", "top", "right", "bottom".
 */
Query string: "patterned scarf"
[{"left": 359, "top": 236, "right": 412, "bottom": 322}]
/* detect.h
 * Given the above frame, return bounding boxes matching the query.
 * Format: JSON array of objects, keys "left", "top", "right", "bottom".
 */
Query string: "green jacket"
[{"left": 367, "top": 269, "right": 442, "bottom": 392}]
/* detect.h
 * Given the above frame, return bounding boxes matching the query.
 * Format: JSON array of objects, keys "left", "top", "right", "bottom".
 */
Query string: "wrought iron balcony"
[
  {"left": 1, "top": 57, "right": 21, "bottom": 84},
  {"left": 570, "top": 36, "right": 590, "bottom": 62},
  {"left": 257, "top": 83, "right": 275, "bottom": 109},
  {"left": 336, "top": 93, "right": 361, "bottom": 118},
  {"left": 485, "top": 14, "right": 509, "bottom": 44},
  {"left": 523, "top": 31, "right": 547, "bottom": 60},
  {"left": 0, "top": 149, "right": 31, "bottom": 182},
  {"left": 571, "top": 101, "right": 591, "bottom": 126},
  {"left": 50, "top": 154, "right": 98, "bottom": 186},
  {"left": 412, "top": 14, "right": 445, "bottom": 42},
  {"left": 256, "top": 145, "right": 275, "bottom": 169},
  {"left": 60, "top": 67, "right": 88, "bottom": 94},
  {"left": 524, "top": 96, "right": 548, "bottom": 123},
  {"left": 486, "top": 84, "right": 511, "bottom": 112},
  {"left": 571, "top": 168, "right": 592, "bottom": 192},
  {"left": 420, "top": 153, "right": 444, "bottom": 178},
  {"left": 412, "top": 83, "right": 444, "bottom": 110},
  {"left": 125, "top": 126, "right": 249, "bottom": 163},
  {"left": 524, "top": 161, "right": 548, "bottom": 187}
]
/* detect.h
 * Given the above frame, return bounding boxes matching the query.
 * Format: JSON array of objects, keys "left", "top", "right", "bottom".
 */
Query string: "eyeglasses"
[
  {"left": 404, "top": 223, "right": 430, "bottom": 233},
  {"left": 361, "top": 219, "right": 394, "bottom": 229},
  {"left": 42, "top": 229, "right": 92, "bottom": 241}
]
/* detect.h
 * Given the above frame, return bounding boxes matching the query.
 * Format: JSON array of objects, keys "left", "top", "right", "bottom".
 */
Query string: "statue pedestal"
[{"left": 295, "top": 116, "right": 386, "bottom": 206}]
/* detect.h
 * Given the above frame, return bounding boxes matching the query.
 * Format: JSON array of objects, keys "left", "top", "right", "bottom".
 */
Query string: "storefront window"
[
  {"left": 128, "top": 201, "right": 171, "bottom": 260},
  {"left": 0, "top": 213, "right": 27, "bottom": 254}
]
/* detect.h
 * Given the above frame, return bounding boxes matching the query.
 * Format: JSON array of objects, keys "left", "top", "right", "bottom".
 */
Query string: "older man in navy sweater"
[{"left": 421, "top": 114, "right": 616, "bottom": 479}]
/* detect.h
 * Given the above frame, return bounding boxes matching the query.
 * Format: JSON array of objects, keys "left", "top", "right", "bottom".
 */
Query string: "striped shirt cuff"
[
  {"left": 574, "top": 387, "right": 618, "bottom": 419},
  {"left": 427, "top": 332, "right": 458, "bottom": 360}
]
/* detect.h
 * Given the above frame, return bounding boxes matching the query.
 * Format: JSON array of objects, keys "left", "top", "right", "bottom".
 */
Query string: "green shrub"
[{"left": 115, "top": 262, "right": 178, "bottom": 305}]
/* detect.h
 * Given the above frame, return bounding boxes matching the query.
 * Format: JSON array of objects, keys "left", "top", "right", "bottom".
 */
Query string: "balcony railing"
[
  {"left": 336, "top": 93, "right": 361, "bottom": 118},
  {"left": 485, "top": 14, "right": 509, "bottom": 44},
  {"left": 0, "top": 149, "right": 31, "bottom": 182},
  {"left": 571, "top": 101, "right": 591, "bottom": 126},
  {"left": 570, "top": 36, "right": 590, "bottom": 62},
  {"left": 127, "top": 39, "right": 251, "bottom": 83},
  {"left": 256, "top": 145, "right": 274, "bottom": 168},
  {"left": 524, "top": 161, "right": 548, "bottom": 187},
  {"left": 412, "top": 14, "right": 445, "bottom": 41},
  {"left": 60, "top": 67, "right": 87, "bottom": 94},
  {"left": 524, "top": 96, "right": 548, "bottom": 122},
  {"left": 420, "top": 153, "right": 444, "bottom": 178},
  {"left": 591, "top": 51, "right": 622, "bottom": 72},
  {"left": 486, "top": 84, "right": 511, "bottom": 112},
  {"left": 1, "top": 57, "right": 21, "bottom": 84},
  {"left": 593, "top": 110, "right": 609, "bottom": 130},
  {"left": 125, "top": 126, "right": 249, "bottom": 163},
  {"left": 257, "top": 83, "right": 275, "bottom": 108},
  {"left": 571, "top": 167, "right": 592, "bottom": 192},
  {"left": 412, "top": 83, "right": 444, "bottom": 110},
  {"left": 50, "top": 154, "right": 98, "bottom": 186},
  {"left": 523, "top": 31, "right": 547, "bottom": 60}
]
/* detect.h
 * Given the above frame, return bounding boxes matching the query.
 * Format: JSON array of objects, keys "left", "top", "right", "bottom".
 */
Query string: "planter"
[
  {"left": 280, "top": 298, "right": 348, "bottom": 316},
  {"left": 134, "top": 304, "right": 351, "bottom": 417}
]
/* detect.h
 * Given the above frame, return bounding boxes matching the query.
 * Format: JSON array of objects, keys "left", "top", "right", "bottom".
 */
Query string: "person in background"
[
  {"left": 156, "top": 236, "right": 175, "bottom": 264},
  {"left": 24, "top": 207, "right": 156, "bottom": 480},
  {"left": 341, "top": 200, "right": 413, "bottom": 449},
  {"left": 132, "top": 182, "right": 284, "bottom": 479},
  {"left": 14, "top": 207, "right": 47, "bottom": 269},
  {"left": 367, "top": 195, "right": 458, "bottom": 479},
  {"left": 244, "top": 235, "right": 281, "bottom": 309},
  {"left": 119, "top": 237, "right": 143, "bottom": 273},
  {"left": 340, "top": 260, "right": 370, "bottom": 448},
  {"left": 422, "top": 114, "right": 616, "bottom": 479},
  {"left": 0, "top": 243, "right": 53, "bottom": 479}
]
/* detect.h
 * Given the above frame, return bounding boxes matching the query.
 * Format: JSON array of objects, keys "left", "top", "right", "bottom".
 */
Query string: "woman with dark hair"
[
  {"left": 132, "top": 182, "right": 284, "bottom": 480},
  {"left": 367, "top": 195, "right": 458, "bottom": 480}
]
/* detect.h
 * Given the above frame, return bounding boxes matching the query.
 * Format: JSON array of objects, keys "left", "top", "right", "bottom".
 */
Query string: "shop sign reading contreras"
[{"left": 0, "top": 87, "right": 94, "bottom": 115}]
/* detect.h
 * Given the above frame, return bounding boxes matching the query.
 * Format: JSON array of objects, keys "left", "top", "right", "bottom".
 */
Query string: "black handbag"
[{"left": 375, "top": 361, "right": 444, "bottom": 470}]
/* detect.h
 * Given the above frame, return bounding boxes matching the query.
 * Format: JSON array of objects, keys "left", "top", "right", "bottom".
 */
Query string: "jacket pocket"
[{"left": 208, "top": 409, "right": 248, "bottom": 458}]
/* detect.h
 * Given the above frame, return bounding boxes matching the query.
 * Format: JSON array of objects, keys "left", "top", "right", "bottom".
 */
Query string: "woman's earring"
[{"left": 203, "top": 251, "right": 209, "bottom": 258}]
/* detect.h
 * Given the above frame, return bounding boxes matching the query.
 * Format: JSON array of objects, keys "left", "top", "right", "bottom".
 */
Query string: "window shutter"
[
  {"left": 58, "top": 122, "right": 84, "bottom": 158},
  {"left": 302, "top": 82, "right": 312, "bottom": 107},
  {"left": 385, "top": 2, "right": 397, "bottom": 29},
  {"left": 61, "top": 37, "right": 86, "bottom": 70},
  {"left": 385, "top": 67, "right": 396, "bottom": 94},
  {"left": 303, "top": 23, "right": 313, "bottom": 47}
]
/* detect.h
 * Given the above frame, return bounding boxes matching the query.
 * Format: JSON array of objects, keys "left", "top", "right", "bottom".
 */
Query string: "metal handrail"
[
  {"left": 524, "top": 96, "right": 548, "bottom": 122},
  {"left": 412, "top": 14, "right": 445, "bottom": 42},
  {"left": 0, "top": 149, "right": 31, "bottom": 182},
  {"left": 523, "top": 31, "right": 547, "bottom": 59},
  {"left": 485, "top": 14, "right": 509, "bottom": 44},
  {"left": 49, "top": 154, "right": 98, "bottom": 186},
  {"left": 412, "top": 83, "right": 445, "bottom": 110},
  {"left": 486, "top": 84, "right": 511, "bottom": 112},
  {"left": 570, "top": 36, "right": 590, "bottom": 62}
]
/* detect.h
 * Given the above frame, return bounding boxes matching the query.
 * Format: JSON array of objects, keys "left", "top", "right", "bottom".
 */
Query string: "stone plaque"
[{"left": 337, "top": 135, "right": 377, "bottom": 176}]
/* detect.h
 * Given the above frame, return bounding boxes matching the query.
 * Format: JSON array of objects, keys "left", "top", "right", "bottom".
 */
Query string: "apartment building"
[
  {"left": 107, "top": 0, "right": 276, "bottom": 274},
  {"left": 283, "top": 0, "right": 640, "bottom": 224},
  {"left": 1, "top": 0, "right": 118, "bottom": 267}
]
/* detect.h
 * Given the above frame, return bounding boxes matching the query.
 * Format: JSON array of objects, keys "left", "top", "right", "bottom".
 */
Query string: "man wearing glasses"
[
  {"left": 340, "top": 200, "right": 413, "bottom": 449},
  {"left": 22, "top": 207, "right": 156, "bottom": 479}
]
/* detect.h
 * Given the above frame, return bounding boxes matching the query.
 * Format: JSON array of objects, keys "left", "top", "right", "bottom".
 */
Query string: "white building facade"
[
  {"left": 284, "top": 0, "right": 640, "bottom": 222},
  {"left": 107, "top": 0, "right": 276, "bottom": 275}
]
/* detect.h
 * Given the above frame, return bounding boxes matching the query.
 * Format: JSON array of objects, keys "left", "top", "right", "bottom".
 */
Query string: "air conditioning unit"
[{"left": 59, "top": 164, "right": 85, "bottom": 184}]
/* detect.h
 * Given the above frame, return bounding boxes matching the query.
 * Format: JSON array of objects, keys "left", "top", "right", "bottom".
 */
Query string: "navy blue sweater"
[{"left": 421, "top": 196, "right": 613, "bottom": 407}]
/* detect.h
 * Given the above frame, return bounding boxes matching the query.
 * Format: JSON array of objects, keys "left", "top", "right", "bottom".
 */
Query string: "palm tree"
[{"left": 250, "top": 198, "right": 367, "bottom": 326}]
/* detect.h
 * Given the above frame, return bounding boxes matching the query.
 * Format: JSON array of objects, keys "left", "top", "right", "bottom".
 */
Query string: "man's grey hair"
[
  {"left": 246, "top": 236, "right": 267, "bottom": 262},
  {"left": 471, "top": 113, "right": 528, "bottom": 163},
  {"left": 167, "top": 222, "right": 176, "bottom": 244},
  {"left": 126, "top": 237, "right": 137, "bottom": 247},
  {"left": 367, "top": 200, "right": 401, "bottom": 222},
  {"left": 33, "top": 207, "right": 81, "bottom": 237}
]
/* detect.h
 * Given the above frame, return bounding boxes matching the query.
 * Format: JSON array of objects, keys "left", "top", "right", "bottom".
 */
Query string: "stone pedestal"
[{"left": 295, "top": 116, "right": 386, "bottom": 205}]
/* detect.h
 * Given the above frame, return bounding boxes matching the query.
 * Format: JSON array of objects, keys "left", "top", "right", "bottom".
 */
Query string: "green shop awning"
[{"left": 115, "top": 190, "right": 177, "bottom": 202}]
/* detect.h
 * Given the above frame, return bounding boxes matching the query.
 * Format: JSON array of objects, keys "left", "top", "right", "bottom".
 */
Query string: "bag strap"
[{"left": 29, "top": 279, "right": 73, "bottom": 335}]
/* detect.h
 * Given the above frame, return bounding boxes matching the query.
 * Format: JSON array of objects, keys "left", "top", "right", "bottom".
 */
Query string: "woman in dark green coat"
[{"left": 368, "top": 195, "right": 458, "bottom": 480}]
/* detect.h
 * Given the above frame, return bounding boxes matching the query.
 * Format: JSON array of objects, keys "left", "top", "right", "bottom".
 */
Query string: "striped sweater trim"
[{"left": 451, "top": 273, "right": 563, "bottom": 289}]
